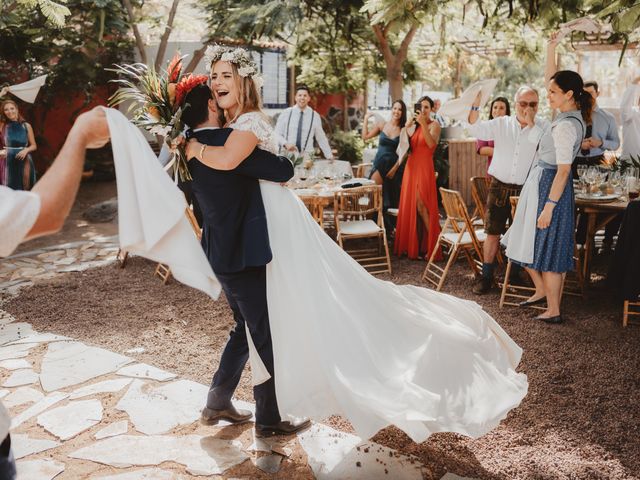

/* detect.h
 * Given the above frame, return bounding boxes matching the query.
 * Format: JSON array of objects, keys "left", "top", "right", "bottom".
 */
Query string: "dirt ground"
[{"left": 4, "top": 181, "right": 640, "bottom": 479}]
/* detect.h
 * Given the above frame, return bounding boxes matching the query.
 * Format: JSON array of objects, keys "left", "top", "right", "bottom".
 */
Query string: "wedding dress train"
[{"left": 228, "top": 113, "right": 528, "bottom": 444}]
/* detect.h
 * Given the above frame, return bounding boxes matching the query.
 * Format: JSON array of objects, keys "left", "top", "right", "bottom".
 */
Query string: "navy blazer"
[{"left": 187, "top": 127, "right": 293, "bottom": 274}]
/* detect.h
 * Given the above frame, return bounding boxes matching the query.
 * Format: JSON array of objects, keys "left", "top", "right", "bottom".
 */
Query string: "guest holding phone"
[{"left": 394, "top": 96, "right": 442, "bottom": 260}]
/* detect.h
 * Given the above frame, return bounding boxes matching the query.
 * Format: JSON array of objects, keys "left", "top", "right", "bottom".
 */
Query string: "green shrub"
[{"left": 331, "top": 129, "right": 364, "bottom": 164}]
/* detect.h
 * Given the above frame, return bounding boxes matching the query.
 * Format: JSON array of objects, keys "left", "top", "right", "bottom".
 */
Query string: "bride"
[{"left": 185, "top": 46, "right": 528, "bottom": 443}]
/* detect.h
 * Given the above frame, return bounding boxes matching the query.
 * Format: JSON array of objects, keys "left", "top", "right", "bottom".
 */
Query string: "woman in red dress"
[{"left": 393, "top": 96, "right": 442, "bottom": 260}]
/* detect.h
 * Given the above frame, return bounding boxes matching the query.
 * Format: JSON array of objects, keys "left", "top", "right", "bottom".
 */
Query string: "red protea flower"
[
  {"left": 167, "top": 52, "right": 183, "bottom": 83},
  {"left": 174, "top": 74, "right": 209, "bottom": 109}
]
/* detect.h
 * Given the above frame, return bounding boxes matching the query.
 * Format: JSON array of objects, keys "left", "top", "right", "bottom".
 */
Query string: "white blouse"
[{"left": 552, "top": 120, "right": 580, "bottom": 165}]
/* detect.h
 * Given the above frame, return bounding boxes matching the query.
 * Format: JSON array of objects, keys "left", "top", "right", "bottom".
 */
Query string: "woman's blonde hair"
[{"left": 211, "top": 60, "right": 264, "bottom": 126}]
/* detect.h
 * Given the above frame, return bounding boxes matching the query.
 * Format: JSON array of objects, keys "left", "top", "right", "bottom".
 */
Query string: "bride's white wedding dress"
[{"left": 230, "top": 112, "right": 528, "bottom": 443}]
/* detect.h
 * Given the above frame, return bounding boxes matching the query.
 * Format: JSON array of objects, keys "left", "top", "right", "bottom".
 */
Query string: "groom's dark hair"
[{"left": 182, "top": 84, "right": 214, "bottom": 129}]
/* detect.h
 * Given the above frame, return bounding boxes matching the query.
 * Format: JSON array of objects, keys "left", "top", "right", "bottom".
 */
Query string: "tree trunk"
[
  {"left": 122, "top": 0, "right": 147, "bottom": 64},
  {"left": 183, "top": 44, "right": 208, "bottom": 74},
  {"left": 387, "top": 67, "right": 403, "bottom": 101},
  {"left": 154, "top": 0, "right": 181, "bottom": 71}
]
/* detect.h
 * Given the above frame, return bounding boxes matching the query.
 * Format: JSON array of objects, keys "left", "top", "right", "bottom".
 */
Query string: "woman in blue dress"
[
  {"left": 2, "top": 100, "right": 37, "bottom": 190},
  {"left": 504, "top": 70, "right": 592, "bottom": 324},
  {"left": 362, "top": 100, "right": 406, "bottom": 234}
]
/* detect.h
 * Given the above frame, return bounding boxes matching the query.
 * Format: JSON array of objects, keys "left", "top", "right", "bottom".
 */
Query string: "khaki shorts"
[{"left": 484, "top": 178, "right": 522, "bottom": 235}]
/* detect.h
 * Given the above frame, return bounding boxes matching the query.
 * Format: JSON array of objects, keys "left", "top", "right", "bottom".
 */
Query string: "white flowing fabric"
[
  {"left": 230, "top": 113, "right": 529, "bottom": 443},
  {"left": 438, "top": 79, "right": 498, "bottom": 123},
  {"left": 6, "top": 74, "right": 47, "bottom": 103},
  {"left": 502, "top": 165, "right": 541, "bottom": 265},
  {"left": 104, "top": 108, "right": 221, "bottom": 301}
]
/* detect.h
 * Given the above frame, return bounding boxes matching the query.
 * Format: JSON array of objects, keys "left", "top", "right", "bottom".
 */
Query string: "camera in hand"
[{"left": 414, "top": 102, "right": 422, "bottom": 115}]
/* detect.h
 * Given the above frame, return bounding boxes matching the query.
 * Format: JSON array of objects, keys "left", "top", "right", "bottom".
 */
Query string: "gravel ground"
[{"left": 5, "top": 249, "right": 639, "bottom": 479}]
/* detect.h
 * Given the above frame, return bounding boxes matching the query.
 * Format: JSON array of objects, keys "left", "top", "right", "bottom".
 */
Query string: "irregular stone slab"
[
  {"left": 11, "top": 392, "right": 69, "bottom": 428},
  {"left": 11, "top": 434, "right": 61, "bottom": 459},
  {"left": 2, "top": 386, "right": 44, "bottom": 408},
  {"left": 115, "top": 379, "right": 207, "bottom": 435},
  {"left": 0, "top": 311, "right": 16, "bottom": 325},
  {"left": 248, "top": 436, "right": 291, "bottom": 456},
  {"left": 0, "top": 342, "right": 35, "bottom": 361},
  {"left": 0, "top": 389, "right": 8, "bottom": 399},
  {"left": 254, "top": 454, "right": 283, "bottom": 474},
  {"left": 9, "top": 332, "right": 71, "bottom": 345},
  {"left": 37, "top": 399, "right": 103, "bottom": 441},
  {"left": 70, "top": 378, "right": 132, "bottom": 400},
  {"left": 83, "top": 199, "right": 118, "bottom": 223},
  {"left": 94, "top": 420, "right": 128, "bottom": 440},
  {"left": 0, "top": 322, "right": 36, "bottom": 346},
  {"left": 2, "top": 368, "right": 39, "bottom": 387},
  {"left": 116, "top": 363, "right": 176, "bottom": 382},
  {"left": 40, "top": 341, "right": 132, "bottom": 392},
  {"left": 298, "top": 424, "right": 424, "bottom": 480},
  {"left": 16, "top": 458, "right": 65, "bottom": 480},
  {"left": 0, "top": 358, "right": 31, "bottom": 370},
  {"left": 91, "top": 468, "right": 182, "bottom": 479},
  {"left": 70, "top": 435, "right": 248, "bottom": 476}
]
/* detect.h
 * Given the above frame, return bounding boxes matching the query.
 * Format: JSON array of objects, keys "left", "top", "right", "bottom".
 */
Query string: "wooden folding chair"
[
  {"left": 334, "top": 185, "right": 391, "bottom": 274},
  {"left": 355, "top": 162, "right": 373, "bottom": 178},
  {"left": 470, "top": 176, "right": 490, "bottom": 227},
  {"left": 116, "top": 249, "right": 129, "bottom": 268},
  {"left": 154, "top": 207, "right": 202, "bottom": 284},
  {"left": 623, "top": 300, "right": 640, "bottom": 327},
  {"left": 301, "top": 196, "right": 324, "bottom": 228},
  {"left": 422, "top": 188, "right": 485, "bottom": 291}
]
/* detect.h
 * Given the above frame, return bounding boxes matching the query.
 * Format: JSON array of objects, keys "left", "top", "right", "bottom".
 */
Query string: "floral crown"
[{"left": 204, "top": 45, "right": 264, "bottom": 88}]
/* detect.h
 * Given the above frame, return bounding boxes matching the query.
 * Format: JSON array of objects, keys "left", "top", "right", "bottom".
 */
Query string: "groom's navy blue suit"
[{"left": 187, "top": 127, "right": 293, "bottom": 425}]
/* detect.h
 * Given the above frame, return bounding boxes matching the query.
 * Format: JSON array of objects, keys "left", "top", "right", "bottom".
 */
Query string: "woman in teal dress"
[
  {"left": 362, "top": 100, "right": 407, "bottom": 234},
  {"left": 2, "top": 100, "right": 37, "bottom": 190}
]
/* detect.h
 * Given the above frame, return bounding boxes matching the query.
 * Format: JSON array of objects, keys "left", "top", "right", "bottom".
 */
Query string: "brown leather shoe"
[
  {"left": 200, "top": 405, "right": 253, "bottom": 426},
  {"left": 473, "top": 277, "right": 492, "bottom": 295},
  {"left": 255, "top": 419, "right": 312, "bottom": 438}
]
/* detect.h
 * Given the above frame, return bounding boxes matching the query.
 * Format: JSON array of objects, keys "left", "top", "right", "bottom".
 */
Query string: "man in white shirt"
[
  {"left": 620, "top": 76, "right": 640, "bottom": 160},
  {"left": 467, "top": 86, "right": 549, "bottom": 294},
  {"left": 0, "top": 107, "right": 109, "bottom": 479},
  {"left": 275, "top": 85, "right": 333, "bottom": 159}
]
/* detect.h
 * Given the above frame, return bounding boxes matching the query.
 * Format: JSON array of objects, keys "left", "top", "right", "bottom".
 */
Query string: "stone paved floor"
[{"left": 0, "top": 240, "right": 454, "bottom": 479}]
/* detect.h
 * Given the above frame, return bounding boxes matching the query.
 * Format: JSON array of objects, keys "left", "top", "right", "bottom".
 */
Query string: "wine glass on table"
[{"left": 577, "top": 165, "right": 587, "bottom": 193}]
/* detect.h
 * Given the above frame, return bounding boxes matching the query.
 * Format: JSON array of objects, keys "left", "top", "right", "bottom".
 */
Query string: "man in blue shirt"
[
  {"left": 576, "top": 81, "right": 621, "bottom": 249},
  {"left": 573, "top": 81, "right": 620, "bottom": 178}
]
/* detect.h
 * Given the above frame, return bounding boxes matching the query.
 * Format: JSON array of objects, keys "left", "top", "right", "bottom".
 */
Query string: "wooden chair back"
[
  {"left": 301, "top": 196, "right": 323, "bottom": 227},
  {"left": 470, "top": 176, "right": 490, "bottom": 221},
  {"left": 355, "top": 162, "right": 373, "bottom": 178},
  {"left": 334, "top": 185, "right": 383, "bottom": 227},
  {"left": 440, "top": 188, "right": 478, "bottom": 241}
]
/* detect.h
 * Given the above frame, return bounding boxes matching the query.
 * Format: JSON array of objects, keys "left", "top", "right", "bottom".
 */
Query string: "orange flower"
[
  {"left": 175, "top": 74, "right": 208, "bottom": 109},
  {"left": 167, "top": 52, "right": 183, "bottom": 83},
  {"left": 147, "top": 106, "right": 161, "bottom": 121}
]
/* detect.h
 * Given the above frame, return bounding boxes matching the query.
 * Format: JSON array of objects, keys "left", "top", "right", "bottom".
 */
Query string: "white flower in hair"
[
  {"left": 253, "top": 75, "right": 264, "bottom": 89},
  {"left": 221, "top": 52, "right": 235, "bottom": 62},
  {"left": 238, "top": 65, "right": 256, "bottom": 77}
]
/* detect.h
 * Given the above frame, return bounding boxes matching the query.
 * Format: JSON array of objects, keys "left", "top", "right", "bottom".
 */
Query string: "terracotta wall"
[{"left": 313, "top": 92, "right": 366, "bottom": 133}]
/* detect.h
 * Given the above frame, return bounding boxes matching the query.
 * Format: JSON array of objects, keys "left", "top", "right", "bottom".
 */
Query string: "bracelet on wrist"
[
  {"left": 199, "top": 144, "right": 207, "bottom": 161},
  {"left": 546, "top": 198, "right": 558, "bottom": 205},
  {"left": 471, "top": 106, "right": 480, "bottom": 111}
]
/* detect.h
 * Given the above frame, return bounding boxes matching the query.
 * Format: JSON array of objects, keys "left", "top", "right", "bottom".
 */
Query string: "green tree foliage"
[
  {"left": 1, "top": 0, "right": 71, "bottom": 27},
  {"left": 0, "top": 0, "right": 133, "bottom": 102}
]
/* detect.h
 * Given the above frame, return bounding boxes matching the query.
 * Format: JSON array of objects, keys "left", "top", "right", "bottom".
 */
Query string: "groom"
[{"left": 182, "top": 85, "right": 310, "bottom": 437}]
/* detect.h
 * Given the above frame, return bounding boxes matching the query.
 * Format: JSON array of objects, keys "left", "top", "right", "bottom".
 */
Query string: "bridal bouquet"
[{"left": 108, "top": 53, "right": 208, "bottom": 181}]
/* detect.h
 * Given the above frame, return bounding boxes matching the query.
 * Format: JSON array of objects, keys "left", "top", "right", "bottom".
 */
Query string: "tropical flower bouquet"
[{"left": 108, "top": 53, "right": 208, "bottom": 181}]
